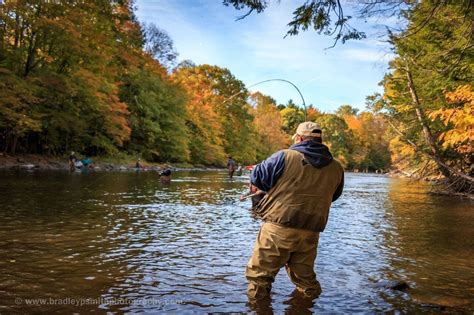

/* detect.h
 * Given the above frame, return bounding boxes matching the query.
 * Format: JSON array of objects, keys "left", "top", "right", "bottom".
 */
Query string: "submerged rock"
[{"left": 374, "top": 280, "right": 410, "bottom": 291}]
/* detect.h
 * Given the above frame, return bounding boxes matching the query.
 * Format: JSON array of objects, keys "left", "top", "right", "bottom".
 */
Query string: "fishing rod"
[
  {"left": 239, "top": 191, "right": 265, "bottom": 202},
  {"left": 223, "top": 78, "right": 307, "bottom": 121}
]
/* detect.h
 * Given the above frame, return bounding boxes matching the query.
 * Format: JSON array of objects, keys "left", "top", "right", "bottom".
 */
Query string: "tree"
[
  {"left": 373, "top": 1, "right": 473, "bottom": 192},
  {"left": 0, "top": 70, "right": 41, "bottom": 154},
  {"left": 223, "top": 0, "right": 472, "bottom": 47},
  {"left": 173, "top": 64, "right": 257, "bottom": 165},
  {"left": 280, "top": 99, "right": 305, "bottom": 135},
  {"left": 142, "top": 23, "right": 178, "bottom": 70},
  {"left": 0, "top": 0, "right": 133, "bottom": 155},
  {"left": 343, "top": 110, "right": 391, "bottom": 171},
  {"left": 251, "top": 92, "right": 289, "bottom": 161},
  {"left": 429, "top": 85, "right": 473, "bottom": 174},
  {"left": 120, "top": 63, "right": 189, "bottom": 162},
  {"left": 176, "top": 59, "right": 196, "bottom": 69},
  {"left": 336, "top": 105, "right": 359, "bottom": 117},
  {"left": 306, "top": 105, "right": 322, "bottom": 122},
  {"left": 172, "top": 65, "right": 226, "bottom": 165},
  {"left": 316, "top": 114, "right": 354, "bottom": 167},
  {"left": 199, "top": 65, "right": 257, "bottom": 164},
  {"left": 224, "top": 0, "right": 367, "bottom": 45}
]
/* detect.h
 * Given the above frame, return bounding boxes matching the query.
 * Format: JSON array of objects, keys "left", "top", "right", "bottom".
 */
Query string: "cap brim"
[{"left": 291, "top": 133, "right": 298, "bottom": 140}]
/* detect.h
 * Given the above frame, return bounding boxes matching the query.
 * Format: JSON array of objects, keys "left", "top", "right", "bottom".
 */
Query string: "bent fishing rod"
[{"left": 223, "top": 78, "right": 307, "bottom": 121}]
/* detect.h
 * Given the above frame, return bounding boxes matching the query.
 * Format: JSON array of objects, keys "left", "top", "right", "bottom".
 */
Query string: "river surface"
[{"left": 0, "top": 170, "right": 473, "bottom": 313}]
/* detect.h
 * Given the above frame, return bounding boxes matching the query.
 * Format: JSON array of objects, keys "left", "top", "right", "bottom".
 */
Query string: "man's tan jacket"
[{"left": 254, "top": 149, "right": 343, "bottom": 232}]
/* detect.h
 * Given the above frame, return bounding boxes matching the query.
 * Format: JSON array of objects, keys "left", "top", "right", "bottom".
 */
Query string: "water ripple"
[{"left": 0, "top": 171, "right": 473, "bottom": 313}]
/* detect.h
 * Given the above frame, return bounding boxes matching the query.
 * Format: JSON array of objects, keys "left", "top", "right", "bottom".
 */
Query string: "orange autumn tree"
[
  {"left": 250, "top": 92, "right": 289, "bottom": 161},
  {"left": 172, "top": 64, "right": 227, "bottom": 165},
  {"left": 306, "top": 105, "right": 322, "bottom": 122},
  {"left": 429, "top": 85, "right": 473, "bottom": 171},
  {"left": 173, "top": 64, "right": 257, "bottom": 165},
  {"left": 335, "top": 105, "right": 391, "bottom": 171}
]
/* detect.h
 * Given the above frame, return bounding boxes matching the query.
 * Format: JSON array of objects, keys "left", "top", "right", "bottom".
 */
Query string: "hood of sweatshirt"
[{"left": 289, "top": 140, "right": 333, "bottom": 168}]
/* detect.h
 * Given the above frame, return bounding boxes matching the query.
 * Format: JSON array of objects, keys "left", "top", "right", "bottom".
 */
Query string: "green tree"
[
  {"left": 373, "top": 1, "right": 473, "bottom": 191},
  {"left": 120, "top": 65, "right": 189, "bottom": 162},
  {"left": 199, "top": 65, "right": 257, "bottom": 164},
  {"left": 316, "top": 114, "right": 354, "bottom": 167},
  {"left": 0, "top": 70, "right": 41, "bottom": 154},
  {"left": 0, "top": 0, "right": 133, "bottom": 155},
  {"left": 336, "top": 105, "right": 359, "bottom": 117},
  {"left": 280, "top": 100, "right": 305, "bottom": 135}
]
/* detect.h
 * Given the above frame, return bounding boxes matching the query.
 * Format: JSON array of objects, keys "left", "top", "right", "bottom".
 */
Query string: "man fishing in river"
[
  {"left": 227, "top": 156, "right": 236, "bottom": 178},
  {"left": 245, "top": 121, "right": 344, "bottom": 301}
]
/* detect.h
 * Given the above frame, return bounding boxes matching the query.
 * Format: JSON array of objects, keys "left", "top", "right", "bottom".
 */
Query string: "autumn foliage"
[{"left": 1, "top": 0, "right": 469, "bottom": 181}]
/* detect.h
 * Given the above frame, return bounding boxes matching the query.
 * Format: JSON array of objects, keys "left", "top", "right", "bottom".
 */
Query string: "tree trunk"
[
  {"left": 23, "top": 3, "right": 42, "bottom": 77},
  {"left": 24, "top": 30, "right": 38, "bottom": 77},
  {"left": 3, "top": 135, "right": 10, "bottom": 154},
  {"left": 404, "top": 62, "right": 451, "bottom": 178},
  {"left": 14, "top": 12, "right": 20, "bottom": 49},
  {"left": 11, "top": 136, "right": 18, "bottom": 155}
]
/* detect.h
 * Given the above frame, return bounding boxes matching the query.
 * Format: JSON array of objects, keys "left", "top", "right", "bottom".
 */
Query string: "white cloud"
[{"left": 340, "top": 48, "right": 395, "bottom": 63}]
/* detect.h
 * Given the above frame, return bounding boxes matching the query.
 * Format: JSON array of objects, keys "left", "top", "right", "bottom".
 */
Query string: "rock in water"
[{"left": 374, "top": 280, "right": 410, "bottom": 291}]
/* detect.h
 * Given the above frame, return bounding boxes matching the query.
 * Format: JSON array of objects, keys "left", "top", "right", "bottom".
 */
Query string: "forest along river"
[{"left": 0, "top": 170, "right": 473, "bottom": 313}]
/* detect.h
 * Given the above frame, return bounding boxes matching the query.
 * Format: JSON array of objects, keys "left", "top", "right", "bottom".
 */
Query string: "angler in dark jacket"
[
  {"left": 246, "top": 121, "right": 344, "bottom": 301},
  {"left": 159, "top": 168, "right": 172, "bottom": 184}
]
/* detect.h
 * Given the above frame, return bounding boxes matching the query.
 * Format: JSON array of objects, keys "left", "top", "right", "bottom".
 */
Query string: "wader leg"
[
  {"left": 285, "top": 234, "right": 321, "bottom": 297},
  {"left": 245, "top": 224, "right": 291, "bottom": 300}
]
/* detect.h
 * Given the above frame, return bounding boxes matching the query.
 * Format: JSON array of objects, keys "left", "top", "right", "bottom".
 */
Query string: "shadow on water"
[{"left": 0, "top": 171, "right": 473, "bottom": 313}]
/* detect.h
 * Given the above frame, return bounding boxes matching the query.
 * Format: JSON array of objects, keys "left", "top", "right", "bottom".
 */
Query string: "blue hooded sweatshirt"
[{"left": 250, "top": 140, "right": 344, "bottom": 201}]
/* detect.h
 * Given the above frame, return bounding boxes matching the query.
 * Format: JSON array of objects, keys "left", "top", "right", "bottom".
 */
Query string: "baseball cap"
[{"left": 292, "top": 121, "right": 322, "bottom": 140}]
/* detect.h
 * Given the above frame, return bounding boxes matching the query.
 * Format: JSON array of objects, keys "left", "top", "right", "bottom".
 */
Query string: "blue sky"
[{"left": 135, "top": 0, "right": 401, "bottom": 112}]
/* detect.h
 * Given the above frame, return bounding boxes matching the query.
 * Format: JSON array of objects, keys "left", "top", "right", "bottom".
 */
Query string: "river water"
[{"left": 0, "top": 170, "right": 473, "bottom": 313}]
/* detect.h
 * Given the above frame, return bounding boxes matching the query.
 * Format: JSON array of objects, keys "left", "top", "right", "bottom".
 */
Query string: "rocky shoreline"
[
  {"left": 0, "top": 154, "right": 222, "bottom": 172},
  {"left": 2, "top": 155, "right": 472, "bottom": 200},
  {"left": 0, "top": 154, "right": 442, "bottom": 178}
]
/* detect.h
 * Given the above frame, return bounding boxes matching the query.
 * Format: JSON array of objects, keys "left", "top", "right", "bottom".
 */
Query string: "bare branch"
[{"left": 235, "top": 8, "right": 254, "bottom": 21}]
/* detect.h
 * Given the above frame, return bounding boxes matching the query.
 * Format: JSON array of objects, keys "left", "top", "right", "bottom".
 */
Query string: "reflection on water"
[{"left": 0, "top": 171, "right": 473, "bottom": 313}]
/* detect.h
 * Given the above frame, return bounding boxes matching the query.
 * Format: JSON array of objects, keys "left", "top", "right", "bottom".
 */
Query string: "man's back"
[{"left": 255, "top": 149, "right": 343, "bottom": 232}]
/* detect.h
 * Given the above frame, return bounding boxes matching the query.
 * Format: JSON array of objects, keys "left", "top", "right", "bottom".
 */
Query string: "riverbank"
[
  {"left": 387, "top": 168, "right": 474, "bottom": 199},
  {"left": 0, "top": 154, "right": 219, "bottom": 172}
]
